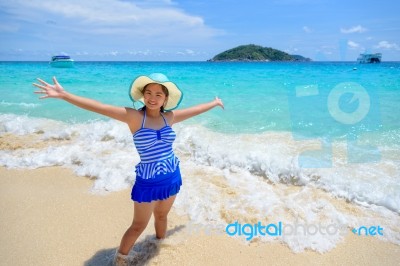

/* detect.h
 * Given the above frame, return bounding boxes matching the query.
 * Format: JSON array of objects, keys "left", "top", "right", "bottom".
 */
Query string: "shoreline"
[{"left": 1, "top": 166, "right": 399, "bottom": 265}]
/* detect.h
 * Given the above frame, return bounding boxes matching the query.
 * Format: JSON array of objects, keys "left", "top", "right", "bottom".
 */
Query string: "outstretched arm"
[
  {"left": 172, "top": 97, "right": 224, "bottom": 124},
  {"left": 33, "top": 77, "right": 133, "bottom": 123}
]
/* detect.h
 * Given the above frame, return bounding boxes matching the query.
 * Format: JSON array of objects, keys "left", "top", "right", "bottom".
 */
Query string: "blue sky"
[{"left": 1, "top": 0, "right": 399, "bottom": 61}]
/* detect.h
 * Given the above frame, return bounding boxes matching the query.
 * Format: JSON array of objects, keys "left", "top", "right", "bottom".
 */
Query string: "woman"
[{"left": 33, "top": 73, "right": 224, "bottom": 265}]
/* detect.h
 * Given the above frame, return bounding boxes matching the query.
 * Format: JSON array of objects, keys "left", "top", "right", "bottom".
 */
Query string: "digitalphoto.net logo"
[
  {"left": 352, "top": 225, "right": 384, "bottom": 236},
  {"left": 225, "top": 220, "right": 347, "bottom": 241}
]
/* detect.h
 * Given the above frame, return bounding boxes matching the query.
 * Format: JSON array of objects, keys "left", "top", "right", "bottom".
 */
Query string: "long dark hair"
[{"left": 139, "top": 83, "right": 169, "bottom": 112}]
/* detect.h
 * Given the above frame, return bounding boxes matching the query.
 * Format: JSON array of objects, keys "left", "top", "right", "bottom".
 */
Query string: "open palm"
[{"left": 33, "top": 77, "right": 65, "bottom": 99}]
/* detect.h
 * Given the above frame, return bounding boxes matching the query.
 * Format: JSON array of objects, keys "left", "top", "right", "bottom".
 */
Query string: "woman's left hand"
[
  {"left": 33, "top": 77, "right": 66, "bottom": 99},
  {"left": 214, "top": 97, "right": 224, "bottom": 109}
]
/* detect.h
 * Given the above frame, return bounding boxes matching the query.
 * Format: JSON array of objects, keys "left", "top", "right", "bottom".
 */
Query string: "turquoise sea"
[{"left": 1, "top": 61, "right": 399, "bottom": 252}]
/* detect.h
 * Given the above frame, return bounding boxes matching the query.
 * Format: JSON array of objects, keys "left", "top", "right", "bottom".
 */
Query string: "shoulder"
[
  {"left": 125, "top": 107, "right": 142, "bottom": 119},
  {"left": 125, "top": 108, "right": 144, "bottom": 133},
  {"left": 162, "top": 111, "right": 175, "bottom": 125}
]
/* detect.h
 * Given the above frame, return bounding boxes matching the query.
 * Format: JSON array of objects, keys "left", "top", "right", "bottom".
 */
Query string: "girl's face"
[{"left": 143, "top": 83, "right": 168, "bottom": 110}]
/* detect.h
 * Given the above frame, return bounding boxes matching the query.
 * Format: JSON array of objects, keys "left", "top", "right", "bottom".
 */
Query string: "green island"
[{"left": 208, "top": 44, "right": 311, "bottom": 62}]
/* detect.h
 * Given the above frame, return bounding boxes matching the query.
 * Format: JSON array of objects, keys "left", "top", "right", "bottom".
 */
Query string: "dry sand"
[{"left": 1, "top": 166, "right": 399, "bottom": 266}]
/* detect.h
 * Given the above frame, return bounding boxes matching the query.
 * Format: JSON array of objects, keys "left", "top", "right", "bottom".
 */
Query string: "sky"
[{"left": 1, "top": 0, "right": 400, "bottom": 61}]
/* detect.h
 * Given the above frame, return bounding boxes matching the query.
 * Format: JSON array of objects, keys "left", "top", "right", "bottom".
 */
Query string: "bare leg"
[
  {"left": 118, "top": 201, "right": 154, "bottom": 255},
  {"left": 153, "top": 195, "right": 177, "bottom": 239}
]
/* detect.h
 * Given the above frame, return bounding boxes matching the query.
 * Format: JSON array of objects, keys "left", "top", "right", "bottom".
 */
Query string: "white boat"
[
  {"left": 50, "top": 55, "right": 74, "bottom": 68},
  {"left": 357, "top": 53, "right": 382, "bottom": 64}
]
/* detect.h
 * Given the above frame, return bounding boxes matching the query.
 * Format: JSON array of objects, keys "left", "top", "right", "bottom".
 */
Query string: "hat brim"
[{"left": 129, "top": 76, "right": 183, "bottom": 111}]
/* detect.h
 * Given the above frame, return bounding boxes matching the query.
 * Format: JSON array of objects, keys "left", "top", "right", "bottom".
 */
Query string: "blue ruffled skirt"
[{"left": 131, "top": 166, "right": 182, "bottom": 203}]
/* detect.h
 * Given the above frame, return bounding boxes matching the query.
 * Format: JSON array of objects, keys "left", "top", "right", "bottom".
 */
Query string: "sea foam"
[{"left": 1, "top": 114, "right": 399, "bottom": 252}]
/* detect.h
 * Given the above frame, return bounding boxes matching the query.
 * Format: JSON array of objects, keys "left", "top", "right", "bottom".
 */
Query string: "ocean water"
[{"left": 1, "top": 61, "right": 399, "bottom": 252}]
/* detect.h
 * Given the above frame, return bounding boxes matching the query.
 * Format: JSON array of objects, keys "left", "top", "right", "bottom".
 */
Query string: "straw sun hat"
[{"left": 129, "top": 73, "right": 183, "bottom": 111}]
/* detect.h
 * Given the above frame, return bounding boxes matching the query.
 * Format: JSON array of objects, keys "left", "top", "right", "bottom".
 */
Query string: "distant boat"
[
  {"left": 357, "top": 53, "right": 382, "bottom": 64},
  {"left": 50, "top": 55, "right": 74, "bottom": 68}
]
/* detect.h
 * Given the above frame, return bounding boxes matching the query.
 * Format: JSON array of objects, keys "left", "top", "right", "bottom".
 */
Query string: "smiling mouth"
[{"left": 147, "top": 102, "right": 160, "bottom": 107}]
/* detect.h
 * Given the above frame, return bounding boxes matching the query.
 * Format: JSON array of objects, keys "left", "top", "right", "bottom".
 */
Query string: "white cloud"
[
  {"left": 347, "top": 40, "right": 359, "bottom": 49},
  {"left": 1, "top": 0, "right": 220, "bottom": 39},
  {"left": 127, "top": 50, "right": 151, "bottom": 56},
  {"left": 176, "top": 49, "right": 196, "bottom": 56},
  {"left": 374, "top": 41, "right": 400, "bottom": 50},
  {"left": 302, "top": 26, "right": 312, "bottom": 33},
  {"left": 185, "top": 49, "right": 195, "bottom": 55},
  {"left": 284, "top": 48, "right": 299, "bottom": 54},
  {"left": 340, "top": 25, "right": 367, "bottom": 34},
  {"left": 0, "top": 0, "right": 225, "bottom": 60}
]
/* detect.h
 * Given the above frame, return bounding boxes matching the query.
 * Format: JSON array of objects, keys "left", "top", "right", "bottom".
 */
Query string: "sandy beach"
[
  {"left": 0, "top": 166, "right": 399, "bottom": 266},
  {"left": 1, "top": 0, "right": 400, "bottom": 263}
]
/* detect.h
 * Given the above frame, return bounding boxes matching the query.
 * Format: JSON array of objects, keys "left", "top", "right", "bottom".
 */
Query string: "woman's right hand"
[
  {"left": 33, "top": 76, "right": 137, "bottom": 125},
  {"left": 33, "top": 76, "right": 66, "bottom": 99}
]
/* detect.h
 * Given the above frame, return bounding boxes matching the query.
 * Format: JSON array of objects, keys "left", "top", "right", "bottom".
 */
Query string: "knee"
[{"left": 129, "top": 221, "right": 147, "bottom": 234}]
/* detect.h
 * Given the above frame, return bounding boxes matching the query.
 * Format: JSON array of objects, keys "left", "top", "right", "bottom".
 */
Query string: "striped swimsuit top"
[{"left": 133, "top": 110, "right": 179, "bottom": 179}]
